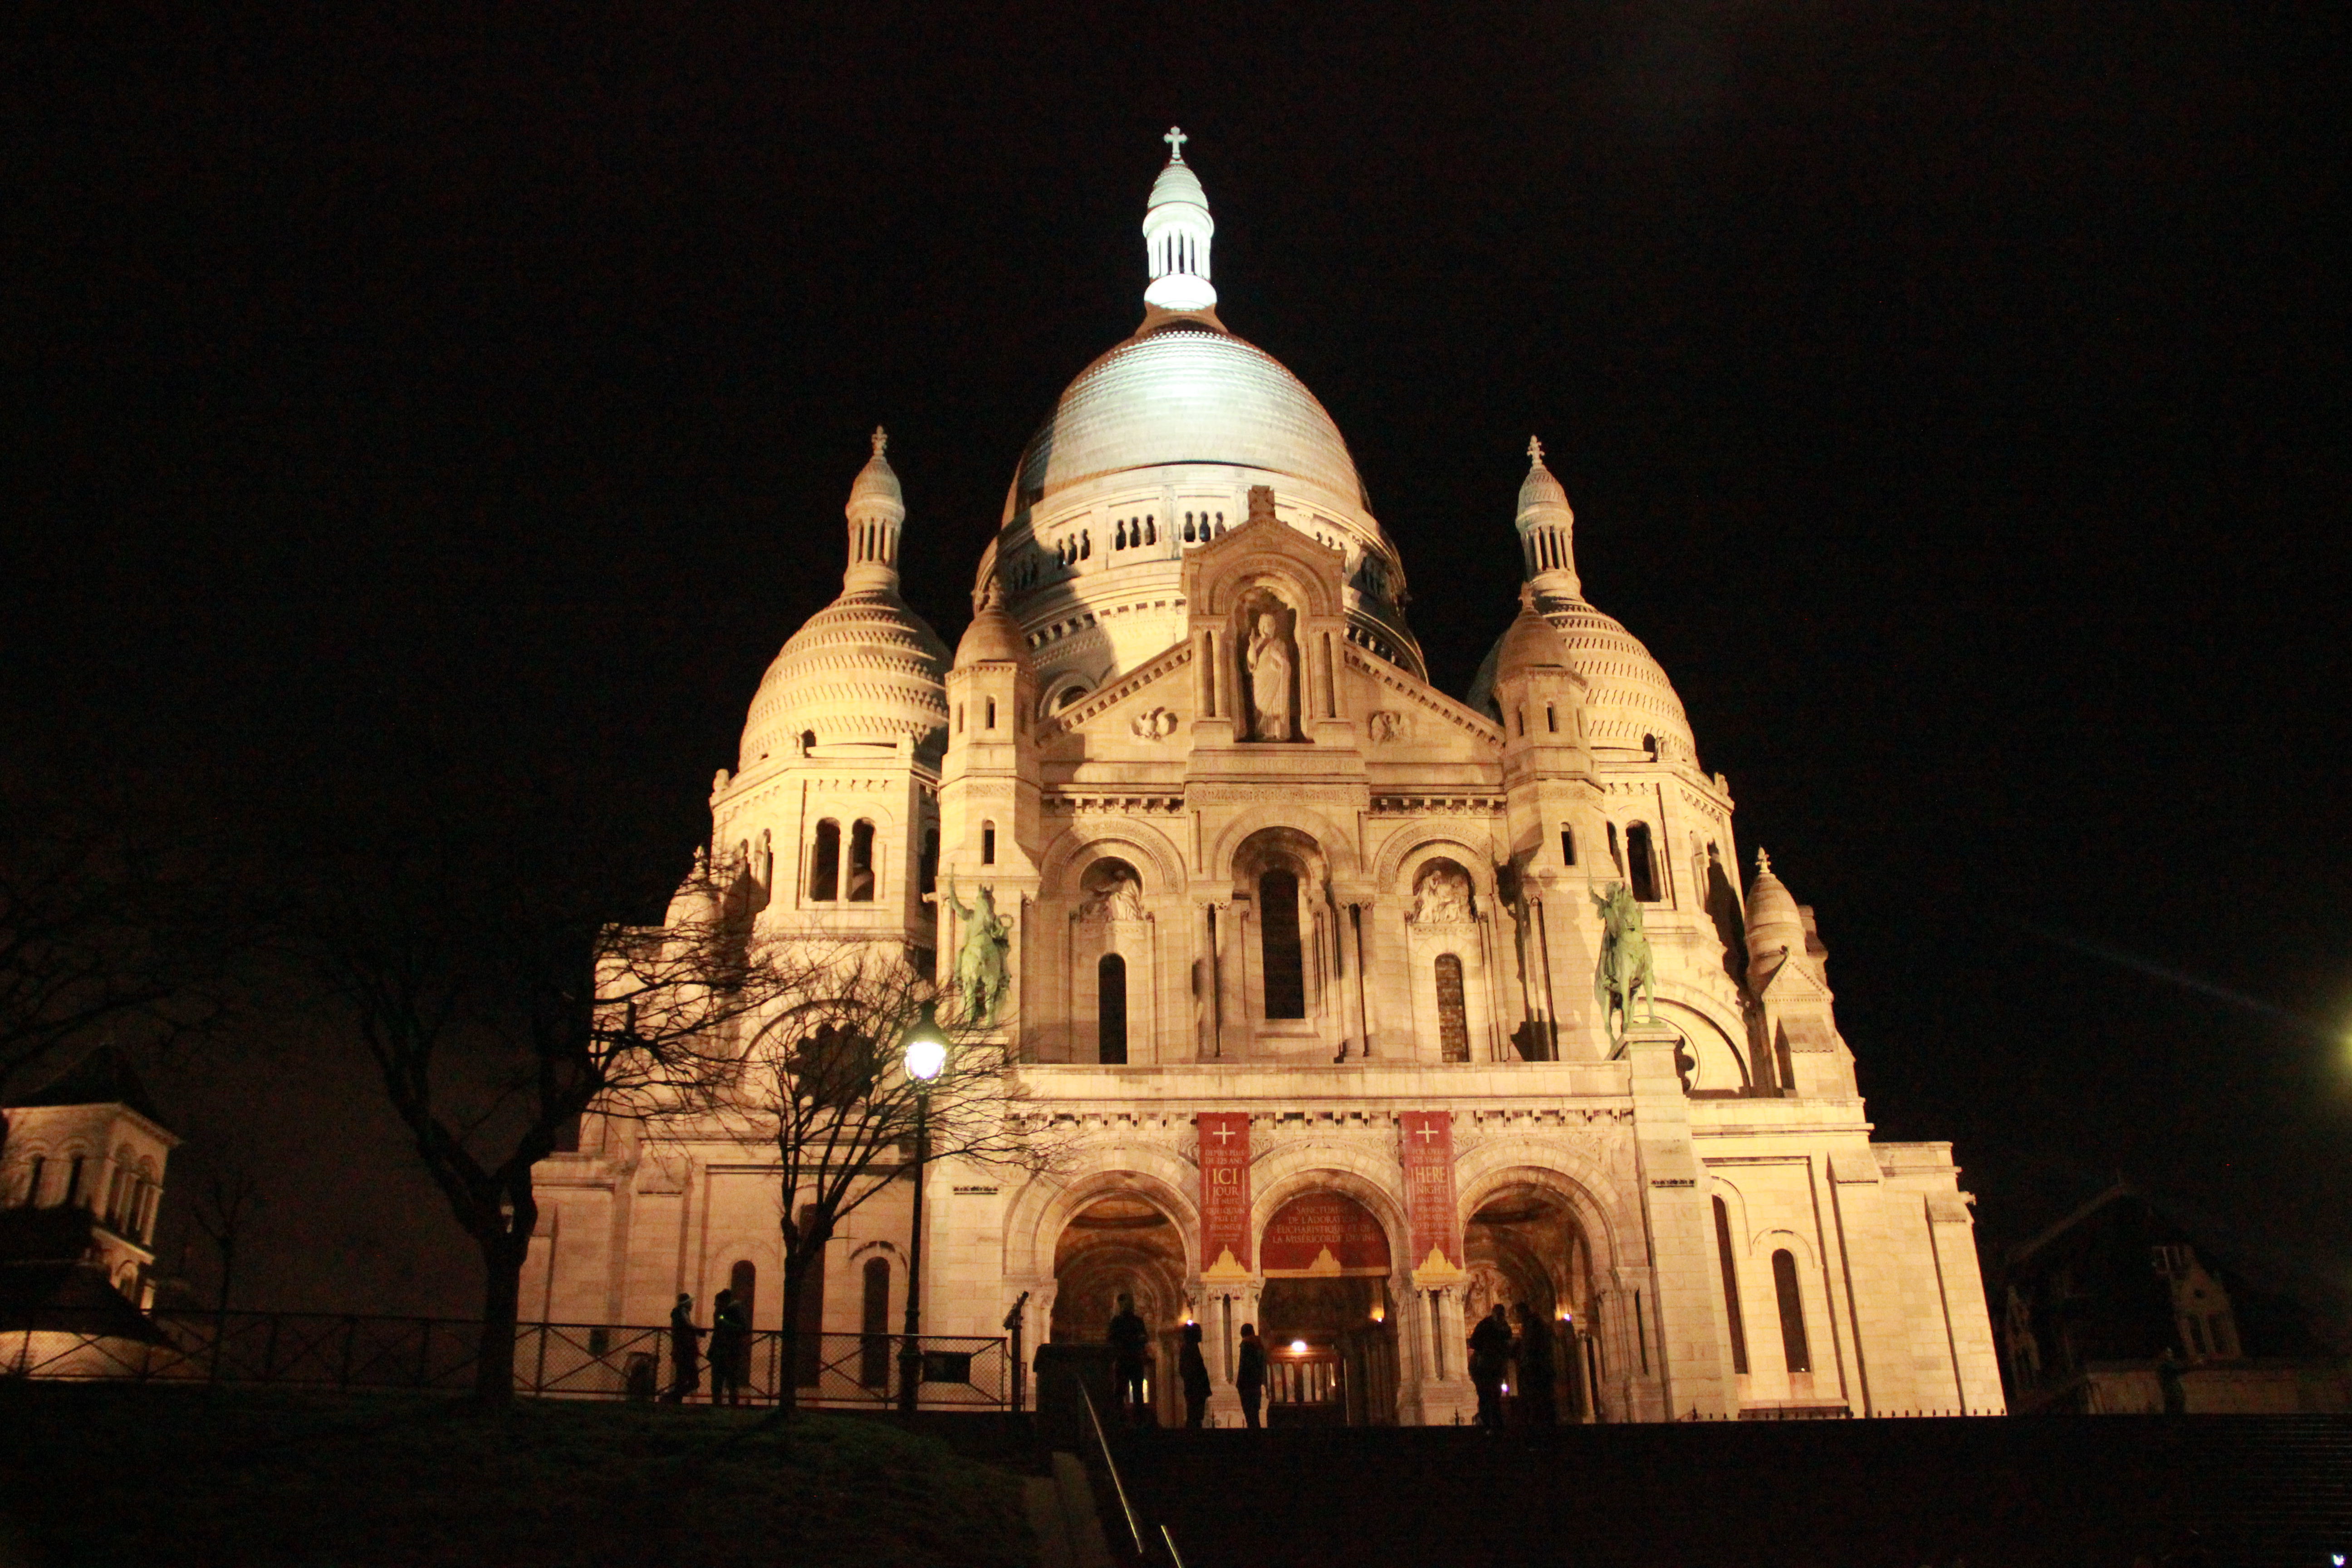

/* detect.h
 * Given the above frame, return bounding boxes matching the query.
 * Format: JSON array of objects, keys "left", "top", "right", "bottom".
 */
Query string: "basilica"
[{"left": 525, "top": 132, "right": 2004, "bottom": 1425}]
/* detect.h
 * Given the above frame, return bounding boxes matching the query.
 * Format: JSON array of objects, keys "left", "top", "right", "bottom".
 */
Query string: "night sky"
[{"left": 8, "top": 2, "right": 2347, "bottom": 1323}]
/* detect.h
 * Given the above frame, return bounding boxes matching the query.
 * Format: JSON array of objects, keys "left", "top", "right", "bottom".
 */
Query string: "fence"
[{"left": 2, "top": 1311, "right": 1014, "bottom": 1409}]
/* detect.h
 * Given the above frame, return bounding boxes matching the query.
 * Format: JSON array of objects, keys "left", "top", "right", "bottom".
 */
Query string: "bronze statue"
[
  {"left": 1592, "top": 880, "right": 1656, "bottom": 1039},
  {"left": 942, "top": 875, "right": 1012, "bottom": 1025}
]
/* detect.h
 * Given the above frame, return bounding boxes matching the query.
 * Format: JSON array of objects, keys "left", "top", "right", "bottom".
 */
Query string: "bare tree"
[
  {"left": 677, "top": 942, "right": 1054, "bottom": 1414},
  {"left": 188, "top": 1165, "right": 264, "bottom": 1315},
  {"left": 0, "top": 773, "right": 228, "bottom": 1162},
  {"left": 299, "top": 813, "right": 799, "bottom": 1404}
]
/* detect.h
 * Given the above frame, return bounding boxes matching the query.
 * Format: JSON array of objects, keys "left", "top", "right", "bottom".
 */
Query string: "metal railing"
[{"left": 1, "top": 1311, "right": 1012, "bottom": 1409}]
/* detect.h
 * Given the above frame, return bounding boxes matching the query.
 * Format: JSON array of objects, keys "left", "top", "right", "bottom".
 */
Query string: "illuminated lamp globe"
[
  {"left": 902, "top": 1002, "right": 948, "bottom": 1083},
  {"left": 1289, "top": 1339, "right": 1308, "bottom": 1356}
]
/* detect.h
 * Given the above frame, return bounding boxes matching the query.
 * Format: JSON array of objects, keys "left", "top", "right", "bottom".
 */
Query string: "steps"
[{"left": 1107, "top": 1416, "right": 2352, "bottom": 1568}]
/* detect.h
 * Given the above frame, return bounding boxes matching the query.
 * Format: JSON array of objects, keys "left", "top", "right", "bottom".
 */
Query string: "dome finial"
[
  {"left": 1528, "top": 434, "right": 1545, "bottom": 465},
  {"left": 1756, "top": 847, "right": 1773, "bottom": 877},
  {"left": 1143, "top": 128, "right": 1217, "bottom": 314},
  {"left": 872, "top": 425, "right": 888, "bottom": 458}
]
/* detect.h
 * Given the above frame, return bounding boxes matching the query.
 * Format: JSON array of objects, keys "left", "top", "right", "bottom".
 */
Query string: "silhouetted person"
[
  {"left": 1179, "top": 1322, "right": 1211, "bottom": 1428},
  {"left": 665, "top": 1292, "right": 702, "bottom": 1405},
  {"left": 1468, "top": 1303, "right": 1512, "bottom": 1429},
  {"left": 1108, "top": 1292, "right": 1152, "bottom": 1425},
  {"left": 1236, "top": 1323, "right": 1267, "bottom": 1429},
  {"left": 710, "top": 1287, "right": 748, "bottom": 1406},
  {"left": 1513, "top": 1302, "right": 1557, "bottom": 1427}
]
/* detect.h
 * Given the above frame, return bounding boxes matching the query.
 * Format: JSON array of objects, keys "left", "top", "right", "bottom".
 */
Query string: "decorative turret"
[
  {"left": 843, "top": 426, "right": 907, "bottom": 593},
  {"left": 1741, "top": 850, "right": 1857, "bottom": 1098},
  {"left": 1142, "top": 127, "right": 1217, "bottom": 315},
  {"left": 1516, "top": 436, "right": 1580, "bottom": 598}
]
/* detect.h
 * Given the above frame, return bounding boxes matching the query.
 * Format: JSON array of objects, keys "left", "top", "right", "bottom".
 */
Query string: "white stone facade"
[{"left": 525, "top": 133, "right": 2004, "bottom": 1423}]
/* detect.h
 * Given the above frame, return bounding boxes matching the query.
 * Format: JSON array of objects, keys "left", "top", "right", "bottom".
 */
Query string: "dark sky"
[{"left": 7, "top": 1, "right": 2347, "bottom": 1321}]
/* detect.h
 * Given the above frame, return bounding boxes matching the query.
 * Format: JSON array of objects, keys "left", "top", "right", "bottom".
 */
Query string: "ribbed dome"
[
  {"left": 1002, "top": 328, "right": 1367, "bottom": 521},
  {"left": 1518, "top": 459, "right": 1571, "bottom": 520},
  {"left": 847, "top": 431, "right": 905, "bottom": 520},
  {"left": 1148, "top": 158, "right": 1208, "bottom": 211},
  {"left": 739, "top": 588, "right": 949, "bottom": 769},
  {"left": 1469, "top": 592, "right": 1697, "bottom": 761},
  {"left": 956, "top": 596, "right": 1031, "bottom": 666}
]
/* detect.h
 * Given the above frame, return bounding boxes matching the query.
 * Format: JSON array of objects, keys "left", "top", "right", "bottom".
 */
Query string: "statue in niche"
[
  {"left": 942, "top": 876, "right": 1012, "bottom": 1026},
  {"left": 1244, "top": 611, "right": 1294, "bottom": 742},
  {"left": 1079, "top": 867, "right": 1146, "bottom": 924},
  {"left": 1411, "top": 864, "right": 1474, "bottom": 926}
]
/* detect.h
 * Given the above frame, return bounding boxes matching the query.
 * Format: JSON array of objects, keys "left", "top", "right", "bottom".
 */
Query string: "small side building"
[
  {"left": 0, "top": 1048, "right": 179, "bottom": 1375},
  {"left": 1996, "top": 1182, "right": 2350, "bottom": 1415}
]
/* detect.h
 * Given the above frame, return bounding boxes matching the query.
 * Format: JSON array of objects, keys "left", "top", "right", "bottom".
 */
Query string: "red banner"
[
  {"left": 1398, "top": 1111, "right": 1465, "bottom": 1285},
  {"left": 1197, "top": 1112, "right": 1252, "bottom": 1279},
  {"left": 1261, "top": 1193, "right": 1392, "bottom": 1277}
]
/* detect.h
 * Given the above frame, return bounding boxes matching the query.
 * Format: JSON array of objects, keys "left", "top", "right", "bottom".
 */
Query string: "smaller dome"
[
  {"left": 1744, "top": 850, "right": 1806, "bottom": 969},
  {"left": 1492, "top": 586, "right": 1571, "bottom": 685},
  {"left": 847, "top": 427, "right": 905, "bottom": 521},
  {"left": 739, "top": 588, "right": 948, "bottom": 768},
  {"left": 956, "top": 583, "right": 1031, "bottom": 666},
  {"left": 1468, "top": 591, "right": 1697, "bottom": 760},
  {"left": 1149, "top": 158, "right": 1208, "bottom": 212},
  {"left": 1517, "top": 440, "right": 1572, "bottom": 523}
]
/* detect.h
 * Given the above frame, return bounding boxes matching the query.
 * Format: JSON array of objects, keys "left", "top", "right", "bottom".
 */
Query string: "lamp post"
[{"left": 897, "top": 1001, "right": 947, "bottom": 1414}]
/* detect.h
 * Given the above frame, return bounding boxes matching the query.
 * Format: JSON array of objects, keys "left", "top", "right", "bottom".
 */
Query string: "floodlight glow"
[{"left": 1289, "top": 1338, "right": 1307, "bottom": 1355}]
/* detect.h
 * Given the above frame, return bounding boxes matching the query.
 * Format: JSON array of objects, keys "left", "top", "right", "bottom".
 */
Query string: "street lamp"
[{"left": 897, "top": 1001, "right": 947, "bottom": 1413}]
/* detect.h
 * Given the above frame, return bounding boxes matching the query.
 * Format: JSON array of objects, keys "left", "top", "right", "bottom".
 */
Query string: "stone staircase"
[{"left": 1104, "top": 1416, "right": 2352, "bottom": 1568}]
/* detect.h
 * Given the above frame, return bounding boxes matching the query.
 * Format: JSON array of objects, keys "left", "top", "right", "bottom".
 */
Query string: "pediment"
[
  {"left": 1036, "top": 637, "right": 1196, "bottom": 744},
  {"left": 1181, "top": 507, "right": 1346, "bottom": 621}
]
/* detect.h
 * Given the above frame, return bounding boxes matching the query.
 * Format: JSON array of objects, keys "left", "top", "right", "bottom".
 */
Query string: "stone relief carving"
[
  {"left": 1129, "top": 706, "right": 1180, "bottom": 740},
  {"left": 1367, "top": 709, "right": 1410, "bottom": 744},
  {"left": 1409, "top": 862, "right": 1475, "bottom": 926}
]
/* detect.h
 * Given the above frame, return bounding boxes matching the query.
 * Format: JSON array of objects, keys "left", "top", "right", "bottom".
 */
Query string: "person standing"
[
  {"left": 1178, "top": 1322, "right": 1211, "bottom": 1429},
  {"left": 1513, "top": 1301, "right": 1558, "bottom": 1428},
  {"left": 709, "top": 1287, "right": 747, "bottom": 1407},
  {"left": 1108, "top": 1293, "right": 1152, "bottom": 1426},
  {"left": 665, "top": 1293, "right": 702, "bottom": 1405},
  {"left": 1468, "top": 1303, "right": 1513, "bottom": 1430},
  {"left": 1235, "top": 1323, "right": 1267, "bottom": 1430}
]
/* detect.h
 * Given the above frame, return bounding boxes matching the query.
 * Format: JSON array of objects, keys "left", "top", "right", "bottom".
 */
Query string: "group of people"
[
  {"left": 663, "top": 1288, "right": 754, "bottom": 1405},
  {"left": 1104, "top": 1293, "right": 1273, "bottom": 1430},
  {"left": 1467, "top": 1300, "right": 1558, "bottom": 1428}
]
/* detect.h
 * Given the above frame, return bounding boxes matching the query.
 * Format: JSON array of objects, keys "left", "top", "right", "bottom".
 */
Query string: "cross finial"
[
  {"left": 1528, "top": 435, "right": 1545, "bottom": 465},
  {"left": 871, "top": 426, "right": 888, "bottom": 458},
  {"left": 1163, "top": 125, "right": 1187, "bottom": 162},
  {"left": 1755, "top": 848, "right": 1773, "bottom": 876}
]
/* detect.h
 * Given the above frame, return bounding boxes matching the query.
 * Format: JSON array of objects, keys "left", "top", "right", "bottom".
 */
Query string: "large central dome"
[{"left": 1000, "top": 324, "right": 1367, "bottom": 523}]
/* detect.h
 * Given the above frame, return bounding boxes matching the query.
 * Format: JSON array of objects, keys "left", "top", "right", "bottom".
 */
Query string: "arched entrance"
[
  {"left": 1256, "top": 1192, "right": 1400, "bottom": 1426},
  {"left": 1052, "top": 1194, "right": 1188, "bottom": 1421},
  {"left": 1465, "top": 1185, "right": 1599, "bottom": 1422}
]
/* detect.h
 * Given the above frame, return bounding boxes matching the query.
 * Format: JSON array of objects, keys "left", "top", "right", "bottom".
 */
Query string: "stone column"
[{"left": 1627, "top": 1027, "right": 1734, "bottom": 1419}]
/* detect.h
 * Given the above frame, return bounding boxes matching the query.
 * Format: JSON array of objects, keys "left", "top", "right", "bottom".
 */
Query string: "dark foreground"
[
  {"left": 1108, "top": 1415, "right": 2352, "bottom": 1568},
  {"left": 0, "top": 1386, "right": 1031, "bottom": 1568}
]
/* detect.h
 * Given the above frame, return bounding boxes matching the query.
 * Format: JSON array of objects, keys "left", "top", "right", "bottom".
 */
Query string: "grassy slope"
[{"left": 0, "top": 1387, "right": 1033, "bottom": 1568}]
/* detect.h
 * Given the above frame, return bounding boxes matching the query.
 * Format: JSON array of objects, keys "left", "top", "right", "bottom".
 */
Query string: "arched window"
[
  {"left": 1115, "top": 519, "right": 1127, "bottom": 549},
  {"left": 809, "top": 820, "right": 841, "bottom": 901},
  {"left": 800, "top": 729, "right": 817, "bottom": 753},
  {"left": 1627, "top": 823, "right": 1660, "bottom": 903},
  {"left": 1546, "top": 703, "right": 1558, "bottom": 733},
  {"left": 1714, "top": 1197, "right": 1750, "bottom": 1375},
  {"left": 981, "top": 822, "right": 996, "bottom": 866},
  {"left": 104, "top": 1165, "right": 129, "bottom": 1228},
  {"left": 1145, "top": 516, "right": 1156, "bottom": 545},
  {"left": 1098, "top": 953, "right": 1128, "bottom": 1065},
  {"left": 1559, "top": 825, "right": 1576, "bottom": 867},
  {"left": 985, "top": 697, "right": 997, "bottom": 730},
  {"left": 860, "top": 1257, "right": 892, "bottom": 1387},
  {"left": 794, "top": 1206, "right": 827, "bottom": 1388},
  {"left": 1258, "top": 869, "right": 1306, "bottom": 1020},
  {"left": 65, "top": 1155, "right": 86, "bottom": 1207},
  {"left": 1080, "top": 531, "right": 1090, "bottom": 559},
  {"left": 919, "top": 828, "right": 938, "bottom": 898},
  {"left": 1434, "top": 954, "right": 1470, "bottom": 1063},
  {"left": 846, "top": 820, "right": 877, "bottom": 902},
  {"left": 21, "top": 1156, "right": 44, "bottom": 1208},
  {"left": 1771, "top": 1249, "right": 1811, "bottom": 1374}
]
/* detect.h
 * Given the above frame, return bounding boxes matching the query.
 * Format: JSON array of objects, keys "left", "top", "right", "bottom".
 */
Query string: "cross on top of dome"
[
  {"left": 1528, "top": 435, "right": 1545, "bottom": 464},
  {"left": 1163, "top": 126, "right": 1187, "bottom": 162},
  {"left": 871, "top": 426, "right": 888, "bottom": 457}
]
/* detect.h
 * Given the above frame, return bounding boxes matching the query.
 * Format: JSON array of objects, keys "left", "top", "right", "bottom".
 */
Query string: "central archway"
[
  {"left": 1465, "top": 1184, "right": 1600, "bottom": 1422},
  {"left": 1256, "top": 1191, "right": 1399, "bottom": 1426},
  {"left": 1051, "top": 1194, "right": 1188, "bottom": 1421}
]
